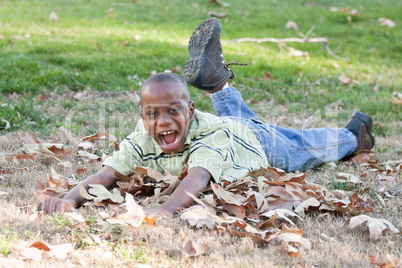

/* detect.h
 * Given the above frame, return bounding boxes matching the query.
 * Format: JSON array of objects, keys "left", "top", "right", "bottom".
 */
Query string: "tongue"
[{"left": 162, "top": 132, "right": 176, "bottom": 144}]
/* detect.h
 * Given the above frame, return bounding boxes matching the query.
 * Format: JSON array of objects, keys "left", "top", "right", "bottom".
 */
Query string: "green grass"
[
  {"left": 0, "top": 0, "right": 401, "bottom": 136},
  {"left": 0, "top": 230, "right": 16, "bottom": 255},
  {"left": 118, "top": 238, "right": 148, "bottom": 263}
]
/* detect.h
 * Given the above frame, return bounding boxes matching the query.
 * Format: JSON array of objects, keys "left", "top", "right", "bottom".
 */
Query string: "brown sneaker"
[
  {"left": 345, "top": 111, "right": 375, "bottom": 153},
  {"left": 183, "top": 17, "right": 234, "bottom": 91}
]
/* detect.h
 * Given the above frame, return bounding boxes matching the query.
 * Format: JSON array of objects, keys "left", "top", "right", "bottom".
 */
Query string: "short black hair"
[
  {"left": 140, "top": 72, "right": 190, "bottom": 104},
  {"left": 141, "top": 72, "right": 187, "bottom": 92}
]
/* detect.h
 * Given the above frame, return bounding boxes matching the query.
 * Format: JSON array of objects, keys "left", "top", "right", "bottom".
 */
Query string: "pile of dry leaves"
[{"left": 1, "top": 126, "right": 401, "bottom": 261}]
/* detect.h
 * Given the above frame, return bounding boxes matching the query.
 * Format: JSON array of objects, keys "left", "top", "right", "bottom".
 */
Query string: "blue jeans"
[{"left": 210, "top": 87, "right": 357, "bottom": 172}]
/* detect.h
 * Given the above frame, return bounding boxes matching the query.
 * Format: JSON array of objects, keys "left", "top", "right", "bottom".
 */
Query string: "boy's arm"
[
  {"left": 146, "top": 167, "right": 211, "bottom": 217},
  {"left": 43, "top": 166, "right": 119, "bottom": 214}
]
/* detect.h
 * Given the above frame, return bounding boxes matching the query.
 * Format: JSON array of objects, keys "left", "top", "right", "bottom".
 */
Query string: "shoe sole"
[
  {"left": 351, "top": 111, "right": 376, "bottom": 147},
  {"left": 183, "top": 17, "right": 221, "bottom": 85}
]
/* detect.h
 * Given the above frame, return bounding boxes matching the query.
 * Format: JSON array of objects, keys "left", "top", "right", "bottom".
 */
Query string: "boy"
[{"left": 43, "top": 18, "right": 374, "bottom": 216}]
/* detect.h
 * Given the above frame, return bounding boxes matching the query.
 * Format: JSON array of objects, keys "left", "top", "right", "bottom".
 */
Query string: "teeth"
[
  {"left": 160, "top": 131, "right": 175, "bottom": 135},
  {"left": 160, "top": 135, "right": 179, "bottom": 147}
]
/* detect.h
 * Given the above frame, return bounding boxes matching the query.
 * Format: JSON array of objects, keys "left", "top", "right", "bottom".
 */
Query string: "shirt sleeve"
[
  {"left": 102, "top": 137, "right": 143, "bottom": 175},
  {"left": 187, "top": 130, "right": 230, "bottom": 182}
]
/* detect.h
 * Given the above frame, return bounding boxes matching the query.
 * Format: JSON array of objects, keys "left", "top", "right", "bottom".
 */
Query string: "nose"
[{"left": 158, "top": 111, "right": 172, "bottom": 126}]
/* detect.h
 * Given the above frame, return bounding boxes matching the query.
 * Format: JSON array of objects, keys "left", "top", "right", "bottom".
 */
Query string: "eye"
[
  {"left": 168, "top": 107, "right": 182, "bottom": 114},
  {"left": 146, "top": 111, "right": 157, "bottom": 117}
]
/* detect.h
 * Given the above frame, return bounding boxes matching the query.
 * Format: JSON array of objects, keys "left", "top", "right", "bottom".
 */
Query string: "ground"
[{"left": 0, "top": 0, "right": 401, "bottom": 267}]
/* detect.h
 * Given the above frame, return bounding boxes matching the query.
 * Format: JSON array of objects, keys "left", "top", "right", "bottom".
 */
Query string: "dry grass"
[{"left": 0, "top": 97, "right": 401, "bottom": 267}]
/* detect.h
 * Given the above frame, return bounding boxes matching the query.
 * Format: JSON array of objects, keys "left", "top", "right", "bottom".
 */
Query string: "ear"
[
  {"left": 188, "top": 101, "right": 195, "bottom": 121},
  {"left": 140, "top": 109, "right": 145, "bottom": 121}
]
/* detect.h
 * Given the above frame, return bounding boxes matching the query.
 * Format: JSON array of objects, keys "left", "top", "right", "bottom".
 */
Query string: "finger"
[
  {"left": 56, "top": 201, "right": 73, "bottom": 214},
  {"left": 46, "top": 198, "right": 59, "bottom": 214},
  {"left": 43, "top": 198, "right": 52, "bottom": 214},
  {"left": 55, "top": 201, "right": 64, "bottom": 214},
  {"left": 37, "top": 202, "right": 43, "bottom": 211}
]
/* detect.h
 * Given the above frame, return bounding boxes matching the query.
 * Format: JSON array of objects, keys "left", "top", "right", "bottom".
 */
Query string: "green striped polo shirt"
[{"left": 102, "top": 110, "right": 268, "bottom": 183}]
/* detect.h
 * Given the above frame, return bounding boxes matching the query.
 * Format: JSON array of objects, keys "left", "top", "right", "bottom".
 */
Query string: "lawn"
[{"left": 0, "top": 0, "right": 401, "bottom": 267}]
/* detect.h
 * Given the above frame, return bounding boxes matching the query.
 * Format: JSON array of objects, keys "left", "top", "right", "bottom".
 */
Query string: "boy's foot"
[
  {"left": 345, "top": 111, "right": 375, "bottom": 153},
  {"left": 183, "top": 17, "right": 233, "bottom": 91}
]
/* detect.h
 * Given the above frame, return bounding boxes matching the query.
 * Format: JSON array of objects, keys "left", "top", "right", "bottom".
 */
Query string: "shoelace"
[
  {"left": 226, "top": 62, "right": 252, "bottom": 66},
  {"left": 224, "top": 62, "right": 252, "bottom": 79}
]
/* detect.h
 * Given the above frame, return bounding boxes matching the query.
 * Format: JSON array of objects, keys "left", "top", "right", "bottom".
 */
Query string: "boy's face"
[{"left": 141, "top": 81, "right": 195, "bottom": 154}]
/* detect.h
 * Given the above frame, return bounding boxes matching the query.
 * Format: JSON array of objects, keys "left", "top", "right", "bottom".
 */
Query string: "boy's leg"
[
  {"left": 184, "top": 18, "right": 374, "bottom": 172},
  {"left": 259, "top": 112, "right": 374, "bottom": 171},
  {"left": 257, "top": 124, "right": 357, "bottom": 171},
  {"left": 210, "top": 86, "right": 358, "bottom": 171},
  {"left": 210, "top": 85, "right": 261, "bottom": 121},
  {"left": 183, "top": 17, "right": 236, "bottom": 92}
]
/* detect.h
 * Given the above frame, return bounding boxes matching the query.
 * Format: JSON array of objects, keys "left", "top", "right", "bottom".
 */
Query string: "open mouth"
[{"left": 158, "top": 130, "right": 180, "bottom": 152}]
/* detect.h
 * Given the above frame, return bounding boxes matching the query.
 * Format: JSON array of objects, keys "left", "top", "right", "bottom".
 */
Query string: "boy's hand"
[
  {"left": 42, "top": 197, "right": 75, "bottom": 214},
  {"left": 146, "top": 167, "right": 211, "bottom": 217},
  {"left": 41, "top": 166, "right": 120, "bottom": 215}
]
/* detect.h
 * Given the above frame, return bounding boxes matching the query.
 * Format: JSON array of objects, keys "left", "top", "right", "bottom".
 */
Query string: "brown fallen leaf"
[
  {"left": 346, "top": 215, "right": 399, "bottom": 240},
  {"left": 255, "top": 212, "right": 277, "bottom": 230},
  {"left": 134, "top": 166, "right": 177, "bottom": 183},
  {"left": 34, "top": 178, "right": 66, "bottom": 202},
  {"left": 37, "top": 94, "right": 46, "bottom": 102},
  {"left": 285, "top": 20, "right": 298, "bottom": 30},
  {"left": 287, "top": 47, "right": 309, "bottom": 59},
  {"left": 264, "top": 186, "right": 301, "bottom": 211},
  {"left": 273, "top": 232, "right": 311, "bottom": 249},
  {"left": 0, "top": 167, "right": 12, "bottom": 174},
  {"left": 79, "top": 183, "right": 124, "bottom": 204},
  {"left": 11, "top": 241, "right": 73, "bottom": 260},
  {"left": 378, "top": 17, "right": 396, "bottom": 27},
  {"left": 180, "top": 238, "right": 210, "bottom": 257},
  {"left": 22, "top": 134, "right": 41, "bottom": 144},
  {"left": 75, "top": 150, "right": 100, "bottom": 161},
  {"left": 336, "top": 173, "right": 362, "bottom": 184},
  {"left": 294, "top": 197, "right": 320, "bottom": 217},
  {"left": 209, "top": 0, "right": 230, "bottom": 7},
  {"left": 6, "top": 154, "right": 36, "bottom": 161},
  {"left": 80, "top": 125, "right": 117, "bottom": 143},
  {"left": 1, "top": 119, "right": 10, "bottom": 130},
  {"left": 280, "top": 224, "right": 305, "bottom": 236},
  {"left": 46, "top": 174, "right": 61, "bottom": 188},
  {"left": 75, "top": 168, "right": 87, "bottom": 176},
  {"left": 181, "top": 205, "right": 217, "bottom": 229},
  {"left": 64, "top": 212, "right": 85, "bottom": 223},
  {"left": 221, "top": 203, "right": 246, "bottom": 219},
  {"left": 264, "top": 71, "right": 275, "bottom": 80},
  {"left": 389, "top": 92, "right": 402, "bottom": 105},
  {"left": 353, "top": 150, "right": 377, "bottom": 166},
  {"left": 49, "top": 11, "right": 59, "bottom": 21},
  {"left": 260, "top": 209, "right": 302, "bottom": 226},
  {"left": 368, "top": 254, "right": 399, "bottom": 267},
  {"left": 106, "top": 193, "right": 148, "bottom": 228},
  {"left": 338, "top": 75, "right": 360, "bottom": 85},
  {"left": 272, "top": 233, "right": 311, "bottom": 258},
  {"left": 330, "top": 6, "right": 359, "bottom": 16},
  {"left": 369, "top": 255, "right": 387, "bottom": 266},
  {"left": 211, "top": 183, "right": 243, "bottom": 206},
  {"left": 143, "top": 216, "right": 155, "bottom": 226},
  {"left": 58, "top": 161, "right": 73, "bottom": 168}
]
